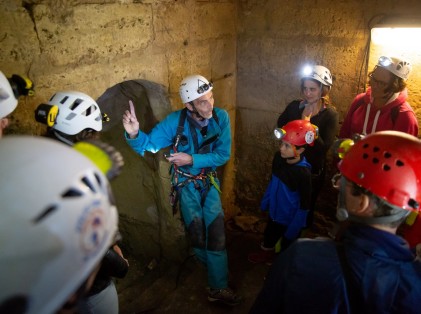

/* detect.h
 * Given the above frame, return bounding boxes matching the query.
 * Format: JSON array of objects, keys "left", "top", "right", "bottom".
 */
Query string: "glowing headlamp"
[
  {"left": 302, "top": 65, "right": 313, "bottom": 76},
  {"left": 274, "top": 128, "right": 286, "bottom": 140},
  {"left": 378, "top": 56, "right": 393, "bottom": 67}
]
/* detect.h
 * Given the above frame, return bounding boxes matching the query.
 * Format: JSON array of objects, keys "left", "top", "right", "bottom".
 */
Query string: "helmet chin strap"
[
  {"left": 188, "top": 101, "right": 206, "bottom": 121},
  {"left": 284, "top": 145, "right": 300, "bottom": 160}
]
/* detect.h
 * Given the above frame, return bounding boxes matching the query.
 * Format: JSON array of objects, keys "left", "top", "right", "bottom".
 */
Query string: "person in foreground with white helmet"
[
  {"left": 277, "top": 64, "right": 339, "bottom": 227},
  {"left": 35, "top": 91, "right": 128, "bottom": 314},
  {"left": 35, "top": 90, "right": 108, "bottom": 146},
  {"left": 123, "top": 74, "right": 241, "bottom": 306},
  {"left": 0, "top": 71, "right": 34, "bottom": 138},
  {"left": 340, "top": 56, "right": 418, "bottom": 138},
  {"left": 250, "top": 131, "right": 421, "bottom": 314},
  {"left": 0, "top": 136, "right": 119, "bottom": 314},
  {"left": 73, "top": 140, "right": 128, "bottom": 314},
  {"left": 248, "top": 120, "right": 317, "bottom": 264}
]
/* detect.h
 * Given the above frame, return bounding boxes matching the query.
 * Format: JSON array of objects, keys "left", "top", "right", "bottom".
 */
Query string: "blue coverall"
[{"left": 125, "top": 107, "right": 231, "bottom": 289}]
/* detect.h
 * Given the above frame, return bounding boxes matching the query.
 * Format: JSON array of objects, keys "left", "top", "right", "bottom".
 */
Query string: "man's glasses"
[
  {"left": 331, "top": 173, "right": 342, "bottom": 190},
  {"left": 368, "top": 73, "right": 389, "bottom": 89},
  {"left": 197, "top": 82, "right": 213, "bottom": 94}
]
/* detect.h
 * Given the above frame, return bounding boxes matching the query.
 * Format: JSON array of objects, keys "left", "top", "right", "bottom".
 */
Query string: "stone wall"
[
  {"left": 0, "top": 0, "right": 237, "bottom": 262},
  {"left": 235, "top": 0, "right": 421, "bottom": 212}
]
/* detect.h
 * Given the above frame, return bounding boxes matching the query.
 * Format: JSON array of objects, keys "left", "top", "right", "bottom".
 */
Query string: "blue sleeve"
[
  {"left": 125, "top": 111, "right": 179, "bottom": 156},
  {"left": 260, "top": 178, "right": 274, "bottom": 212},
  {"left": 192, "top": 108, "right": 231, "bottom": 169},
  {"left": 284, "top": 209, "right": 308, "bottom": 240}
]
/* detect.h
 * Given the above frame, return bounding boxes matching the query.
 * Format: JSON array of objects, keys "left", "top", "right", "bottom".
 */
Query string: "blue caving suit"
[{"left": 125, "top": 107, "right": 231, "bottom": 289}]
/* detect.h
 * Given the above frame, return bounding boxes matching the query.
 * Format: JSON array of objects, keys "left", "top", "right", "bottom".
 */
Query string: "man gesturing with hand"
[{"left": 123, "top": 75, "right": 241, "bottom": 306}]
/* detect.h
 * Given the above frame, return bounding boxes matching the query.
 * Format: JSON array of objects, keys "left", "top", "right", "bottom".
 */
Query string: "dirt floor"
[{"left": 115, "top": 184, "right": 339, "bottom": 314}]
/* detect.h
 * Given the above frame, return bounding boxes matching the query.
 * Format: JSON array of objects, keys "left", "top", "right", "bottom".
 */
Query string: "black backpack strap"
[
  {"left": 212, "top": 109, "right": 219, "bottom": 125},
  {"left": 391, "top": 106, "right": 399, "bottom": 126},
  {"left": 176, "top": 108, "right": 187, "bottom": 137},
  {"left": 349, "top": 96, "right": 365, "bottom": 119},
  {"left": 174, "top": 108, "right": 188, "bottom": 150}
]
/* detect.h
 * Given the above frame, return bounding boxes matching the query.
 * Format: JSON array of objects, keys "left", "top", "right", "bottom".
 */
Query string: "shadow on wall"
[{"left": 96, "top": 80, "right": 190, "bottom": 264}]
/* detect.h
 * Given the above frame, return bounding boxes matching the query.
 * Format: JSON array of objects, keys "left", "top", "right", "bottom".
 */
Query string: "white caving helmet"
[
  {"left": 0, "top": 71, "right": 18, "bottom": 119},
  {"left": 49, "top": 91, "right": 103, "bottom": 135},
  {"left": 179, "top": 74, "right": 213, "bottom": 104},
  {"left": 301, "top": 65, "right": 333, "bottom": 87},
  {"left": 377, "top": 56, "right": 412, "bottom": 80},
  {"left": 0, "top": 136, "right": 118, "bottom": 314}
]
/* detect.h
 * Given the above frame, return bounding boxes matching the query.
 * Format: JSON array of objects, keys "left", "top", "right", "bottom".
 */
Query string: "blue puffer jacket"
[
  {"left": 125, "top": 107, "right": 231, "bottom": 177},
  {"left": 260, "top": 154, "right": 312, "bottom": 239},
  {"left": 250, "top": 225, "right": 421, "bottom": 314}
]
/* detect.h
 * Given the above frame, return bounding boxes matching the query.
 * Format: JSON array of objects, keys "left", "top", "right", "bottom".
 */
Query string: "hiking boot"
[
  {"left": 207, "top": 287, "right": 243, "bottom": 306},
  {"left": 248, "top": 247, "right": 275, "bottom": 264}
]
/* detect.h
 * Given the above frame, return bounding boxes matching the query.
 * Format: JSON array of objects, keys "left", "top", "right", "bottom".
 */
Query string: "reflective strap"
[{"left": 208, "top": 172, "right": 221, "bottom": 193}]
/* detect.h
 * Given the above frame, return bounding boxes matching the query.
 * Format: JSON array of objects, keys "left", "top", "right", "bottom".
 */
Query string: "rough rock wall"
[
  {"left": 0, "top": 0, "right": 237, "bottom": 262},
  {"left": 235, "top": 0, "right": 421, "bottom": 212}
]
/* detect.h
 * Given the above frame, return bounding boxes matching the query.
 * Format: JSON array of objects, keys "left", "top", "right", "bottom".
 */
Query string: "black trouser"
[
  {"left": 307, "top": 167, "right": 326, "bottom": 227},
  {"left": 263, "top": 219, "right": 293, "bottom": 252}
]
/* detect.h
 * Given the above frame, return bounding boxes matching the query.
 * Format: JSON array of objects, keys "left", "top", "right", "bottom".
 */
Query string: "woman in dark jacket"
[{"left": 277, "top": 65, "right": 339, "bottom": 227}]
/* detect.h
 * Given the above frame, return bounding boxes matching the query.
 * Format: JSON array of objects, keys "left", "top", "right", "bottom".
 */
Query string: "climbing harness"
[{"left": 169, "top": 108, "right": 221, "bottom": 214}]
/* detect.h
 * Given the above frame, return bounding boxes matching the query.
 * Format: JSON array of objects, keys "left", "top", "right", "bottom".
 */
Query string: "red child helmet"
[
  {"left": 339, "top": 131, "right": 421, "bottom": 211},
  {"left": 274, "top": 119, "right": 318, "bottom": 147}
]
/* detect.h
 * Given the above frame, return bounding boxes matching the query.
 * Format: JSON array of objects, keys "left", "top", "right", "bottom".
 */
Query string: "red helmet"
[
  {"left": 275, "top": 119, "right": 318, "bottom": 147},
  {"left": 339, "top": 131, "right": 421, "bottom": 211}
]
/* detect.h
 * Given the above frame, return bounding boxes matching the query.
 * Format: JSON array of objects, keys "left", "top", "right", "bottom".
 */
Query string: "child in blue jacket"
[{"left": 248, "top": 119, "right": 318, "bottom": 264}]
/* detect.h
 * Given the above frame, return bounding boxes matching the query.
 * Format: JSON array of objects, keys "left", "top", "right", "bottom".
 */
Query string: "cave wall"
[
  {"left": 0, "top": 0, "right": 237, "bottom": 262},
  {"left": 235, "top": 0, "right": 421, "bottom": 212}
]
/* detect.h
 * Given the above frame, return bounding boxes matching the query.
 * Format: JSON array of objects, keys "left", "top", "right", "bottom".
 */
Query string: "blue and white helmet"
[{"left": 0, "top": 136, "right": 118, "bottom": 314}]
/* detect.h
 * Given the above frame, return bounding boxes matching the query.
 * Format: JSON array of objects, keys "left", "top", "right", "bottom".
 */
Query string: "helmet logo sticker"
[
  {"left": 76, "top": 204, "right": 108, "bottom": 261},
  {"left": 305, "top": 131, "right": 315, "bottom": 144}
]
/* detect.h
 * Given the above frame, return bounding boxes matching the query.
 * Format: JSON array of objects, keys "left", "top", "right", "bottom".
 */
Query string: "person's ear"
[
  {"left": 0, "top": 117, "right": 9, "bottom": 130},
  {"left": 356, "top": 194, "right": 371, "bottom": 216}
]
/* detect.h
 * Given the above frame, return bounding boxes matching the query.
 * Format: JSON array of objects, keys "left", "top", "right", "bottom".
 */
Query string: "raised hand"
[{"left": 122, "top": 100, "right": 140, "bottom": 138}]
